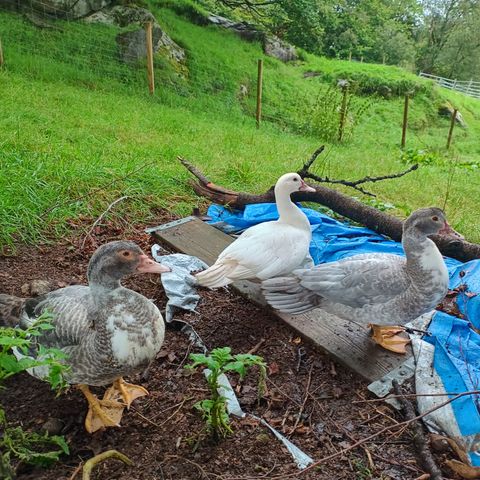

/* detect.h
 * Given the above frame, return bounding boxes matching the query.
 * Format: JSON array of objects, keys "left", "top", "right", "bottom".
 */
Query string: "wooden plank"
[{"left": 150, "top": 217, "right": 412, "bottom": 383}]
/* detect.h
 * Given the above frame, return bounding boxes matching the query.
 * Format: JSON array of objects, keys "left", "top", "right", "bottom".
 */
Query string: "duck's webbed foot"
[
  {"left": 104, "top": 377, "right": 149, "bottom": 409},
  {"left": 369, "top": 324, "right": 410, "bottom": 354},
  {"left": 77, "top": 384, "right": 125, "bottom": 433}
]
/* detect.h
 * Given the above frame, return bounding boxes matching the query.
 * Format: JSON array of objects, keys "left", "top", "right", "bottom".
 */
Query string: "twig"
[
  {"left": 80, "top": 196, "right": 128, "bottom": 249},
  {"left": 82, "top": 450, "right": 133, "bottom": 480},
  {"left": 68, "top": 462, "right": 83, "bottom": 480},
  {"left": 266, "top": 378, "right": 302, "bottom": 407},
  {"left": 264, "top": 387, "right": 478, "bottom": 478},
  {"left": 301, "top": 164, "right": 419, "bottom": 197},
  {"left": 371, "top": 451, "right": 422, "bottom": 474},
  {"left": 288, "top": 363, "right": 314, "bottom": 435},
  {"left": 163, "top": 455, "right": 220, "bottom": 479},
  {"left": 176, "top": 340, "right": 195, "bottom": 372},
  {"left": 393, "top": 380, "right": 443, "bottom": 480},
  {"left": 352, "top": 390, "right": 480, "bottom": 404},
  {"left": 247, "top": 338, "right": 265, "bottom": 355},
  {"left": 297, "top": 145, "right": 326, "bottom": 176},
  {"left": 155, "top": 397, "right": 192, "bottom": 427}
]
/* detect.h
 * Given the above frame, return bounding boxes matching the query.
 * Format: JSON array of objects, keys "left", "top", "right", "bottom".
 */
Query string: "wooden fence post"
[
  {"left": 256, "top": 59, "right": 263, "bottom": 129},
  {"left": 338, "top": 81, "right": 349, "bottom": 142},
  {"left": 446, "top": 109, "right": 457, "bottom": 150},
  {"left": 145, "top": 21, "right": 154, "bottom": 95},
  {"left": 0, "top": 38, "right": 4, "bottom": 68},
  {"left": 401, "top": 94, "right": 409, "bottom": 149},
  {"left": 348, "top": 50, "right": 352, "bottom": 61}
]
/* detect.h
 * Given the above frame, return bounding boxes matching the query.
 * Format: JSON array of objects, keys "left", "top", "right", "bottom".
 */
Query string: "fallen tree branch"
[
  {"left": 178, "top": 155, "right": 480, "bottom": 262},
  {"left": 393, "top": 380, "right": 444, "bottom": 480}
]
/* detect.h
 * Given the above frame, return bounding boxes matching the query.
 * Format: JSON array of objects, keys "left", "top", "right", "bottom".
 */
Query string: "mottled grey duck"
[
  {"left": 262, "top": 208, "right": 453, "bottom": 353},
  {"left": 0, "top": 240, "right": 170, "bottom": 432}
]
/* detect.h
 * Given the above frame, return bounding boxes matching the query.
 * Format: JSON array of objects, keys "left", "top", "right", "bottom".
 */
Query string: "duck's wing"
[
  {"left": 298, "top": 253, "right": 408, "bottom": 308},
  {"left": 196, "top": 222, "right": 310, "bottom": 287},
  {"left": 22, "top": 286, "right": 93, "bottom": 349}
]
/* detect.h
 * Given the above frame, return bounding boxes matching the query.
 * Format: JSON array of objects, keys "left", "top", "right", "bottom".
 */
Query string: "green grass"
[{"left": 1, "top": 3, "right": 480, "bottom": 250}]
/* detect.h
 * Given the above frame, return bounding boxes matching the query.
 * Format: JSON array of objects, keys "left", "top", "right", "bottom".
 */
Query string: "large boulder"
[
  {"left": 85, "top": 5, "right": 185, "bottom": 65},
  {"left": 1, "top": 0, "right": 113, "bottom": 19},
  {"left": 438, "top": 101, "right": 467, "bottom": 128},
  {"left": 206, "top": 13, "right": 297, "bottom": 63},
  {"left": 263, "top": 35, "right": 298, "bottom": 62},
  {"left": 206, "top": 14, "right": 262, "bottom": 41}
]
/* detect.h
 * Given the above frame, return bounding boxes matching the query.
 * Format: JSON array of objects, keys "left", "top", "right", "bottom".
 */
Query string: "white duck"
[
  {"left": 262, "top": 207, "right": 453, "bottom": 353},
  {"left": 195, "top": 173, "right": 315, "bottom": 288},
  {"left": 0, "top": 241, "right": 170, "bottom": 432}
]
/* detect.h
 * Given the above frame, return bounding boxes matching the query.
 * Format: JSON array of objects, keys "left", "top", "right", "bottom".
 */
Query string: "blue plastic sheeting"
[
  {"left": 208, "top": 203, "right": 480, "bottom": 460},
  {"left": 425, "top": 312, "right": 480, "bottom": 466},
  {"left": 207, "top": 203, "right": 462, "bottom": 268}
]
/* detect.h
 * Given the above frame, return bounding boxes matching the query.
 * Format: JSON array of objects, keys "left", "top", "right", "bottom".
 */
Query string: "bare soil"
[{"left": 0, "top": 215, "right": 457, "bottom": 480}]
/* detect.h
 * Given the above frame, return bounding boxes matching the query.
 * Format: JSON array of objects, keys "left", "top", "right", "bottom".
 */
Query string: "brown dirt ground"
[{"left": 0, "top": 214, "right": 460, "bottom": 480}]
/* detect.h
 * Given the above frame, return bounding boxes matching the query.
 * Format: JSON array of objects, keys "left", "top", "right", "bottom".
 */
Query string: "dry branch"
[
  {"left": 178, "top": 155, "right": 480, "bottom": 262},
  {"left": 393, "top": 380, "right": 444, "bottom": 480}
]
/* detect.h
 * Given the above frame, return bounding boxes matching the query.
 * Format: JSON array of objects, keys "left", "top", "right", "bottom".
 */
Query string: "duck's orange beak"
[{"left": 137, "top": 254, "right": 171, "bottom": 274}]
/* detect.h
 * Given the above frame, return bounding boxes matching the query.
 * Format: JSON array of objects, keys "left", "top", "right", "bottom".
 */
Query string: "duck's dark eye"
[
  {"left": 293, "top": 177, "right": 298, "bottom": 182},
  {"left": 122, "top": 251, "right": 131, "bottom": 257},
  {"left": 432, "top": 216, "right": 439, "bottom": 221}
]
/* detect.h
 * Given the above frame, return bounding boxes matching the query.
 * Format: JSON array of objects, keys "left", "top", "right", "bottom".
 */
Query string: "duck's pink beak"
[
  {"left": 438, "top": 221, "right": 456, "bottom": 236},
  {"left": 137, "top": 254, "right": 171, "bottom": 274},
  {"left": 299, "top": 180, "right": 316, "bottom": 193}
]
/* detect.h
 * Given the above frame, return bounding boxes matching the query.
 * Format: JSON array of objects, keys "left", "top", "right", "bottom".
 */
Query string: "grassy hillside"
[{"left": 1, "top": 2, "right": 479, "bottom": 251}]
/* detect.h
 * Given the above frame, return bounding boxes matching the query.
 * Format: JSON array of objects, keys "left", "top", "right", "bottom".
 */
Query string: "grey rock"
[
  {"left": 116, "top": 25, "right": 185, "bottom": 64},
  {"left": 30, "top": 279, "right": 55, "bottom": 296},
  {"left": 20, "top": 280, "right": 55, "bottom": 297},
  {"left": 207, "top": 13, "right": 262, "bottom": 41},
  {"left": 42, "top": 417, "right": 64, "bottom": 435},
  {"left": 263, "top": 35, "right": 298, "bottom": 62},
  {"left": 84, "top": 5, "right": 185, "bottom": 65},
  {"left": 438, "top": 101, "right": 467, "bottom": 128},
  {"left": 15, "top": 0, "right": 113, "bottom": 19}
]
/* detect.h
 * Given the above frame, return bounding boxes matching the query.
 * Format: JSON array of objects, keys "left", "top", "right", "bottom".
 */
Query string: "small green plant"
[
  {"left": 186, "top": 346, "right": 267, "bottom": 438},
  {"left": 400, "top": 148, "right": 443, "bottom": 166},
  {"left": 0, "top": 313, "right": 70, "bottom": 477},
  {"left": 0, "top": 313, "right": 69, "bottom": 390},
  {"left": 302, "top": 85, "right": 371, "bottom": 142}
]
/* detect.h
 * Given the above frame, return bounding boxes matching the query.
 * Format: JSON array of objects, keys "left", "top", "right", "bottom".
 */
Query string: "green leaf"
[
  {"left": 223, "top": 361, "right": 247, "bottom": 378},
  {"left": 211, "top": 347, "right": 233, "bottom": 365}
]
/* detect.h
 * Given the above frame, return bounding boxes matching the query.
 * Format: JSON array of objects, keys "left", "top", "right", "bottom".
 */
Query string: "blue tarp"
[{"left": 208, "top": 203, "right": 480, "bottom": 464}]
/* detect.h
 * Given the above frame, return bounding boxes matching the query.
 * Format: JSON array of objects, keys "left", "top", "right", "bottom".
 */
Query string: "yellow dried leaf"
[
  {"left": 445, "top": 459, "right": 480, "bottom": 479},
  {"left": 369, "top": 324, "right": 410, "bottom": 354}
]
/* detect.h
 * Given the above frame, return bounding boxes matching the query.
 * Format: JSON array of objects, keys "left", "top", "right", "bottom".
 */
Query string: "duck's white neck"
[
  {"left": 275, "top": 185, "right": 309, "bottom": 230},
  {"left": 403, "top": 231, "right": 448, "bottom": 283}
]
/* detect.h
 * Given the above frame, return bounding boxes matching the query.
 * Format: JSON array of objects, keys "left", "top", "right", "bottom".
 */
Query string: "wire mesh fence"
[{"left": 0, "top": 0, "right": 169, "bottom": 94}]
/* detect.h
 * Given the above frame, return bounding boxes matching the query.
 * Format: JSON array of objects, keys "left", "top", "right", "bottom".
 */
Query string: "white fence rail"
[{"left": 419, "top": 72, "right": 480, "bottom": 99}]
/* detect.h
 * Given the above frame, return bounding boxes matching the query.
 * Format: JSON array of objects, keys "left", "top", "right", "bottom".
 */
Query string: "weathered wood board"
[{"left": 150, "top": 216, "right": 413, "bottom": 386}]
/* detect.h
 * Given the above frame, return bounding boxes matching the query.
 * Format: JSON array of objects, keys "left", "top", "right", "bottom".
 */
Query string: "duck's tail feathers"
[
  {"left": 261, "top": 275, "right": 321, "bottom": 315},
  {"left": 0, "top": 294, "right": 25, "bottom": 327},
  {"left": 195, "top": 262, "right": 235, "bottom": 289}
]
